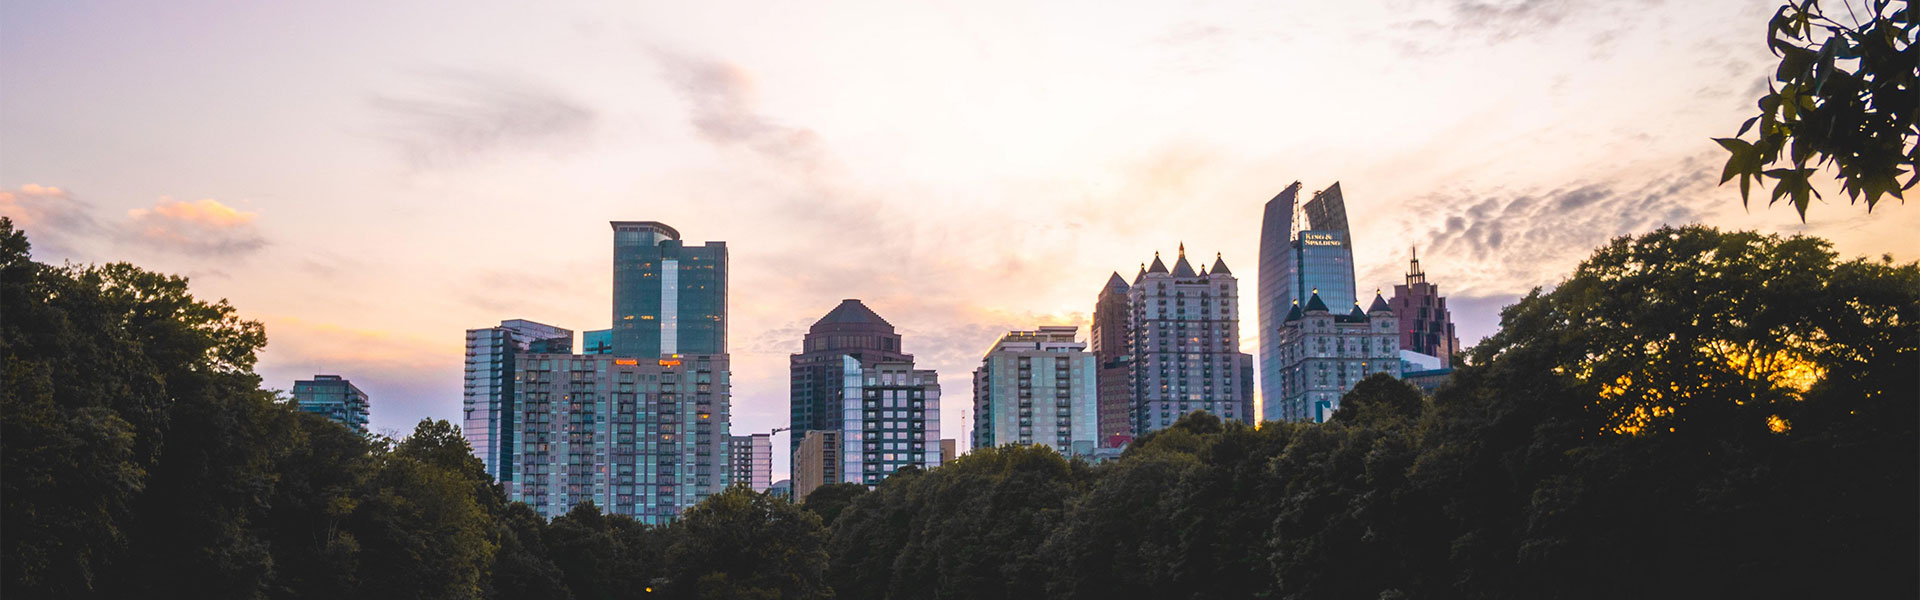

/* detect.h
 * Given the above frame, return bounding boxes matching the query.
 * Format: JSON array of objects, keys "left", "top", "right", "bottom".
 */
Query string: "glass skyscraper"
[
  {"left": 611, "top": 221, "right": 727, "bottom": 358},
  {"left": 463, "top": 319, "right": 572, "bottom": 483},
  {"left": 1257, "top": 182, "right": 1359, "bottom": 420},
  {"left": 292, "top": 375, "right": 370, "bottom": 433},
  {"left": 468, "top": 221, "right": 733, "bottom": 523}
]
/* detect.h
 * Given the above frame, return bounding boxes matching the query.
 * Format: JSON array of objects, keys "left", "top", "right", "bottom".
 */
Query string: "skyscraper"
[
  {"left": 508, "top": 352, "right": 730, "bottom": 522},
  {"left": 1270, "top": 291, "right": 1401, "bottom": 422},
  {"left": 1258, "top": 182, "right": 1359, "bottom": 420},
  {"left": 477, "top": 221, "right": 732, "bottom": 523},
  {"left": 1090, "top": 273, "right": 1133, "bottom": 445},
  {"left": 292, "top": 375, "right": 370, "bottom": 433},
  {"left": 1389, "top": 248, "right": 1463, "bottom": 366},
  {"left": 1130, "top": 245, "right": 1256, "bottom": 433},
  {"left": 1257, "top": 183, "right": 1301, "bottom": 425},
  {"left": 464, "top": 319, "right": 572, "bottom": 482},
  {"left": 789, "top": 299, "right": 910, "bottom": 453},
  {"left": 611, "top": 221, "right": 727, "bottom": 358},
  {"left": 972, "top": 326, "right": 1099, "bottom": 455},
  {"left": 729, "top": 433, "right": 772, "bottom": 492},
  {"left": 840, "top": 358, "right": 941, "bottom": 486}
]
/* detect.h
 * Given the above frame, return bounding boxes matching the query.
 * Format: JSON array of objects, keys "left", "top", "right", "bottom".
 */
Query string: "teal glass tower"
[{"left": 611, "top": 221, "right": 727, "bottom": 358}]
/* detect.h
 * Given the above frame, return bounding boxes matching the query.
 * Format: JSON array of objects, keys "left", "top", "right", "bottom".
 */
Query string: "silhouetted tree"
[
  {"left": 1717, "top": 0, "right": 1915, "bottom": 217},
  {"left": 800, "top": 482, "right": 866, "bottom": 527}
]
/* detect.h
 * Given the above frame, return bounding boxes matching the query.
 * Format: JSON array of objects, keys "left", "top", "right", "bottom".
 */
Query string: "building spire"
[{"left": 1407, "top": 245, "right": 1427, "bottom": 286}]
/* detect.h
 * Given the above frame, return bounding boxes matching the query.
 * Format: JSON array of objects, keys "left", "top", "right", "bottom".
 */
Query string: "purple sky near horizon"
[{"left": 5, "top": 0, "right": 1915, "bottom": 480}]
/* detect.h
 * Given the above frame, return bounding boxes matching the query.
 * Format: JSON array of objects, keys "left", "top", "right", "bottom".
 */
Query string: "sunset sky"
[{"left": 5, "top": 0, "right": 1914, "bottom": 479}]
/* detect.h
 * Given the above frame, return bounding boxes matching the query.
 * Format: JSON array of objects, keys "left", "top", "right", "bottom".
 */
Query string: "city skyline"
[{"left": 5, "top": 0, "right": 1917, "bottom": 483}]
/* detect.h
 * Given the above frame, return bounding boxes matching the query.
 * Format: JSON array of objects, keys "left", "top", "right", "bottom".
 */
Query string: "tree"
[
  {"left": 1717, "top": 0, "right": 1916, "bottom": 219},
  {"left": 799, "top": 482, "right": 866, "bottom": 526},
  {"left": 665, "top": 487, "right": 831, "bottom": 600},
  {"left": 350, "top": 420, "right": 499, "bottom": 600}
]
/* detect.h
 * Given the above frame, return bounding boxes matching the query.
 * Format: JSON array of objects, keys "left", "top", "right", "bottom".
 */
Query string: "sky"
[{"left": 4, "top": 0, "right": 1915, "bottom": 480}]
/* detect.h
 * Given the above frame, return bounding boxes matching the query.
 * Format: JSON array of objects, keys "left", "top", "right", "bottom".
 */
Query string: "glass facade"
[
  {"left": 1257, "top": 184, "right": 1300, "bottom": 422},
  {"left": 464, "top": 320, "right": 572, "bottom": 483},
  {"left": 1289, "top": 231, "right": 1358, "bottom": 313},
  {"left": 840, "top": 357, "right": 941, "bottom": 487},
  {"left": 583, "top": 329, "right": 612, "bottom": 355},
  {"left": 292, "top": 375, "right": 370, "bottom": 433},
  {"left": 611, "top": 221, "right": 726, "bottom": 358}
]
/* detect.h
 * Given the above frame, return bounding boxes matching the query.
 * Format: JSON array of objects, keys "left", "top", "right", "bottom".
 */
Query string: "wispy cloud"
[
  {"left": 1367, "top": 154, "right": 1715, "bottom": 299},
  {"left": 125, "top": 197, "right": 269, "bottom": 257},
  {"left": 370, "top": 70, "right": 597, "bottom": 169},
  {"left": 0, "top": 183, "right": 99, "bottom": 259}
]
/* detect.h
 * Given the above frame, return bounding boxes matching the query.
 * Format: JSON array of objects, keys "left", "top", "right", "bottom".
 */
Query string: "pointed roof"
[
  {"left": 1147, "top": 252, "right": 1168, "bottom": 274},
  {"left": 1104, "top": 272, "right": 1129, "bottom": 294},
  {"left": 1210, "top": 252, "right": 1231, "bottom": 276},
  {"left": 1284, "top": 300, "right": 1304, "bottom": 321},
  {"left": 1303, "top": 289, "right": 1330, "bottom": 313},
  {"left": 814, "top": 299, "right": 893, "bottom": 328},
  {"left": 1171, "top": 243, "right": 1197, "bottom": 277},
  {"left": 1368, "top": 291, "right": 1393, "bottom": 313},
  {"left": 1348, "top": 304, "right": 1368, "bottom": 320}
]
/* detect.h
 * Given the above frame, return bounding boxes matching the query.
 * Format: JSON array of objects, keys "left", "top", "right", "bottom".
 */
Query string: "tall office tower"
[
  {"left": 792, "top": 429, "right": 841, "bottom": 502},
  {"left": 1090, "top": 274, "right": 1133, "bottom": 445},
  {"left": 1389, "top": 248, "right": 1462, "bottom": 367},
  {"left": 611, "top": 221, "right": 727, "bottom": 358},
  {"left": 1257, "top": 182, "right": 1301, "bottom": 422},
  {"left": 509, "top": 353, "right": 730, "bottom": 522},
  {"left": 729, "top": 433, "right": 772, "bottom": 492},
  {"left": 463, "top": 319, "right": 572, "bottom": 482},
  {"left": 1258, "top": 182, "right": 1359, "bottom": 421},
  {"left": 1129, "top": 245, "right": 1256, "bottom": 433},
  {"left": 972, "top": 326, "right": 1100, "bottom": 455},
  {"left": 789, "top": 300, "right": 910, "bottom": 453},
  {"left": 292, "top": 375, "right": 371, "bottom": 433},
  {"left": 940, "top": 439, "right": 956, "bottom": 464},
  {"left": 840, "top": 358, "right": 941, "bottom": 486},
  {"left": 1270, "top": 291, "right": 1401, "bottom": 423}
]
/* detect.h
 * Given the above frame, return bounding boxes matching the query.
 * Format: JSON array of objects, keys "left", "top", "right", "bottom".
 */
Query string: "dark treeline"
[{"left": 4, "top": 218, "right": 1915, "bottom": 599}]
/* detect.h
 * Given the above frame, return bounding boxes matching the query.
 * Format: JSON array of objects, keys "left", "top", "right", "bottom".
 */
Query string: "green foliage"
[
  {"left": 665, "top": 487, "right": 830, "bottom": 600},
  {"left": 800, "top": 482, "right": 867, "bottom": 526},
  {"left": 1717, "top": 0, "right": 1917, "bottom": 218}
]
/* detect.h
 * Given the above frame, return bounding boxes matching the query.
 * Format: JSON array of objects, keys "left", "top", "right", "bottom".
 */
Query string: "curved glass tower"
[{"left": 1257, "top": 182, "right": 1359, "bottom": 422}]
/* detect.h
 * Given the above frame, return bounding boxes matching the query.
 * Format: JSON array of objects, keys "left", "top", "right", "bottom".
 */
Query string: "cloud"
[
  {"left": 0, "top": 183, "right": 99, "bottom": 258},
  {"left": 370, "top": 70, "right": 597, "bottom": 169},
  {"left": 1369, "top": 153, "right": 1716, "bottom": 298},
  {"left": 652, "top": 52, "right": 828, "bottom": 169},
  {"left": 125, "top": 197, "right": 269, "bottom": 257},
  {"left": 1391, "top": 0, "right": 1656, "bottom": 54}
]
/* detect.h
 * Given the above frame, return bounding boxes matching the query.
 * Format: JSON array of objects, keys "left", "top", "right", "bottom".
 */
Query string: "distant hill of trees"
[{"left": 4, "top": 217, "right": 1913, "bottom": 599}]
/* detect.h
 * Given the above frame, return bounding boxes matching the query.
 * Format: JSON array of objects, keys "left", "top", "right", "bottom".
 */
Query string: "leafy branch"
[{"left": 1716, "top": 0, "right": 1917, "bottom": 220}]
